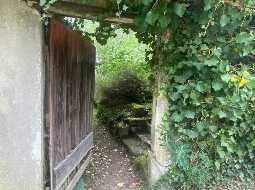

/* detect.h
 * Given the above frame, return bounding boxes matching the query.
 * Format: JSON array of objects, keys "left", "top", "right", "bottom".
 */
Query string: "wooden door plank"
[{"left": 53, "top": 132, "right": 93, "bottom": 190}]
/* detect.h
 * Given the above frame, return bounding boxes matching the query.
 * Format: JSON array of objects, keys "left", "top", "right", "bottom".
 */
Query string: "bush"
[
  {"left": 94, "top": 29, "right": 152, "bottom": 129},
  {"left": 95, "top": 29, "right": 151, "bottom": 100},
  {"left": 96, "top": 71, "right": 152, "bottom": 128},
  {"left": 100, "top": 71, "right": 152, "bottom": 105}
]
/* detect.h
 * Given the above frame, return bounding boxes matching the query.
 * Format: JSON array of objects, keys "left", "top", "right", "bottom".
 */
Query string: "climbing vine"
[
  {"left": 132, "top": 0, "right": 255, "bottom": 187},
  {"left": 138, "top": 1, "right": 255, "bottom": 188},
  {"left": 41, "top": 0, "right": 255, "bottom": 188}
]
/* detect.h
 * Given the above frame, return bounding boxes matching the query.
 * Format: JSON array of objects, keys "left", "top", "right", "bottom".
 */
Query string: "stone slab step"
[
  {"left": 137, "top": 133, "right": 151, "bottom": 148},
  {"left": 128, "top": 103, "right": 151, "bottom": 117},
  {"left": 122, "top": 137, "right": 148, "bottom": 156},
  {"left": 124, "top": 117, "right": 151, "bottom": 126},
  {"left": 124, "top": 117, "right": 151, "bottom": 134},
  {"left": 122, "top": 137, "right": 150, "bottom": 183}
]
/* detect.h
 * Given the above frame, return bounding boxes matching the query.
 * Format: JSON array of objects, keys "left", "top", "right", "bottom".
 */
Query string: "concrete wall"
[{"left": 0, "top": 1, "right": 44, "bottom": 190}]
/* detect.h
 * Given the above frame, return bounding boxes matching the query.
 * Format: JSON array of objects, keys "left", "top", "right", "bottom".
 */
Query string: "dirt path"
[{"left": 84, "top": 126, "right": 144, "bottom": 190}]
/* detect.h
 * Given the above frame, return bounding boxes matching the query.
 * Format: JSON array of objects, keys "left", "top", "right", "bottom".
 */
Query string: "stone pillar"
[
  {"left": 0, "top": 1, "right": 44, "bottom": 190},
  {"left": 149, "top": 71, "right": 170, "bottom": 185}
]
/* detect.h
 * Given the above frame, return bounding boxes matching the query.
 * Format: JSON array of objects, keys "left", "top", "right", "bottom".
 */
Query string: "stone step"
[
  {"left": 124, "top": 117, "right": 151, "bottom": 126},
  {"left": 121, "top": 137, "right": 150, "bottom": 182},
  {"left": 128, "top": 103, "right": 151, "bottom": 118},
  {"left": 136, "top": 133, "right": 152, "bottom": 149},
  {"left": 124, "top": 117, "right": 151, "bottom": 134},
  {"left": 113, "top": 121, "right": 152, "bottom": 138},
  {"left": 113, "top": 122, "right": 129, "bottom": 137},
  {"left": 122, "top": 137, "right": 147, "bottom": 155}
]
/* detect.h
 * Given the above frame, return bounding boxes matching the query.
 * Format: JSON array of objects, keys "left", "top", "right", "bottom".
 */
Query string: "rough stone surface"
[
  {"left": 0, "top": 1, "right": 43, "bottom": 190},
  {"left": 149, "top": 72, "right": 170, "bottom": 185},
  {"left": 122, "top": 138, "right": 147, "bottom": 156}
]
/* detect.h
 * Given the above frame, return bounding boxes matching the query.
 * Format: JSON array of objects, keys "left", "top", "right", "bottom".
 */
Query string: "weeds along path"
[{"left": 84, "top": 125, "right": 144, "bottom": 190}]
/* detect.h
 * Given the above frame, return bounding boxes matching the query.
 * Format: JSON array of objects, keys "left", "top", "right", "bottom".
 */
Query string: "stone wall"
[
  {"left": 0, "top": 1, "right": 44, "bottom": 190},
  {"left": 149, "top": 72, "right": 170, "bottom": 185}
]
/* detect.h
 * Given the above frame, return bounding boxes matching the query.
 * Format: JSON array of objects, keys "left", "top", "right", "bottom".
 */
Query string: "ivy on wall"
[{"left": 41, "top": 0, "right": 255, "bottom": 188}]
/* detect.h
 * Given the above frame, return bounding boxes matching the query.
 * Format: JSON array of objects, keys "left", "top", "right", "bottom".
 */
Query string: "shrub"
[
  {"left": 95, "top": 29, "right": 151, "bottom": 100},
  {"left": 96, "top": 71, "right": 152, "bottom": 128}
]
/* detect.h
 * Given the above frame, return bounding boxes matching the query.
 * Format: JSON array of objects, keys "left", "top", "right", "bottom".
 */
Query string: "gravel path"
[{"left": 84, "top": 126, "right": 144, "bottom": 190}]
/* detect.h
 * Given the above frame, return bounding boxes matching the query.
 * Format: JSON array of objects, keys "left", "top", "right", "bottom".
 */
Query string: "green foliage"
[
  {"left": 40, "top": 0, "right": 57, "bottom": 7},
  {"left": 71, "top": 22, "right": 154, "bottom": 131},
  {"left": 132, "top": 151, "right": 149, "bottom": 167},
  {"left": 41, "top": 0, "right": 255, "bottom": 188},
  {"left": 67, "top": 19, "right": 151, "bottom": 98},
  {"left": 96, "top": 71, "right": 152, "bottom": 128},
  {"left": 95, "top": 29, "right": 151, "bottom": 91},
  {"left": 121, "top": 0, "right": 255, "bottom": 188},
  {"left": 143, "top": 1, "right": 255, "bottom": 189}
]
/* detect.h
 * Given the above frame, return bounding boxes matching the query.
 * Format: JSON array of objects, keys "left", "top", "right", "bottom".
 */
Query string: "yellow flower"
[
  {"left": 230, "top": 73, "right": 249, "bottom": 87},
  {"left": 239, "top": 77, "right": 249, "bottom": 87},
  {"left": 230, "top": 75, "right": 241, "bottom": 83}
]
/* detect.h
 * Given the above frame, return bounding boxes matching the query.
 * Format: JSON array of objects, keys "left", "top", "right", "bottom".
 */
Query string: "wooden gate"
[{"left": 44, "top": 19, "right": 95, "bottom": 190}]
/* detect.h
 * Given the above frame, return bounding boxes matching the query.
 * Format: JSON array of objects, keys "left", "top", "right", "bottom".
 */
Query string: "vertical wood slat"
[{"left": 46, "top": 19, "right": 96, "bottom": 190}]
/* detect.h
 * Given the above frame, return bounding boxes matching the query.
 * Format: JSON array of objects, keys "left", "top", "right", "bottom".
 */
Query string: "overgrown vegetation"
[
  {"left": 96, "top": 70, "right": 152, "bottom": 129},
  {"left": 157, "top": 2, "right": 255, "bottom": 189},
  {"left": 94, "top": 30, "right": 152, "bottom": 130},
  {"left": 42, "top": 0, "right": 255, "bottom": 189},
  {"left": 97, "top": 2, "right": 255, "bottom": 187},
  {"left": 95, "top": 29, "right": 151, "bottom": 100}
]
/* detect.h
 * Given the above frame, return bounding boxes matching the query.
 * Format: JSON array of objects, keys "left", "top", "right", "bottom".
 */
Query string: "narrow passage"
[{"left": 84, "top": 126, "right": 144, "bottom": 190}]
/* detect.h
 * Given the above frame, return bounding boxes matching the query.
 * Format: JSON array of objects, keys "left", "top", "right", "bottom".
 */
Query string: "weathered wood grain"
[
  {"left": 65, "top": 154, "right": 91, "bottom": 190},
  {"left": 46, "top": 19, "right": 95, "bottom": 190},
  {"left": 54, "top": 132, "right": 93, "bottom": 190}
]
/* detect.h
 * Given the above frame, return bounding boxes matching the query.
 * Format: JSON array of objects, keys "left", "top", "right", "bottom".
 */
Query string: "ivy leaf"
[
  {"left": 209, "top": 125, "right": 218, "bottom": 132},
  {"left": 184, "top": 110, "right": 195, "bottom": 119},
  {"left": 217, "top": 147, "right": 226, "bottom": 159},
  {"left": 221, "top": 137, "right": 234, "bottom": 153},
  {"left": 190, "top": 91, "right": 200, "bottom": 106},
  {"left": 174, "top": 70, "right": 193, "bottom": 83},
  {"left": 179, "top": 129, "right": 199, "bottom": 139},
  {"left": 40, "top": 0, "right": 47, "bottom": 6},
  {"left": 221, "top": 74, "right": 231, "bottom": 83},
  {"left": 122, "top": 4, "right": 128, "bottom": 11},
  {"left": 170, "top": 92, "right": 180, "bottom": 101},
  {"left": 159, "top": 16, "right": 170, "bottom": 29},
  {"left": 145, "top": 11, "right": 159, "bottom": 25},
  {"left": 236, "top": 32, "right": 252, "bottom": 44},
  {"left": 173, "top": 112, "right": 183, "bottom": 122},
  {"left": 212, "top": 81, "right": 223, "bottom": 91},
  {"left": 195, "top": 81, "right": 209, "bottom": 93},
  {"left": 186, "top": 130, "right": 199, "bottom": 139},
  {"left": 204, "top": 58, "right": 219, "bottom": 66},
  {"left": 220, "top": 15, "right": 230, "bottom": 27},
  {"left": 248, "top": 79, "right": 255, "bottom": 88},
  {"left": 176, "top": 144, "right": 190, "bottom": 170},
  {"left": 174, "top": 3, "right": 187, "bottom": 17},
  {"left": 215, "top": 160, "right": 221, "bottom": 170},
  {"left": 204, "top": 0, "right": 213, "bottom": 11},
  {"left": 134, "top": 16, "right": 148, "bottom": 32},
  {"left": 218, "top": 111, "right": 227, "bottom": 118},
  {"left": 217, "top": 97, "right": 227, "bottom": 105},
  {"left": 251, "top": 139, "right": 255, "bottom": 147}
]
